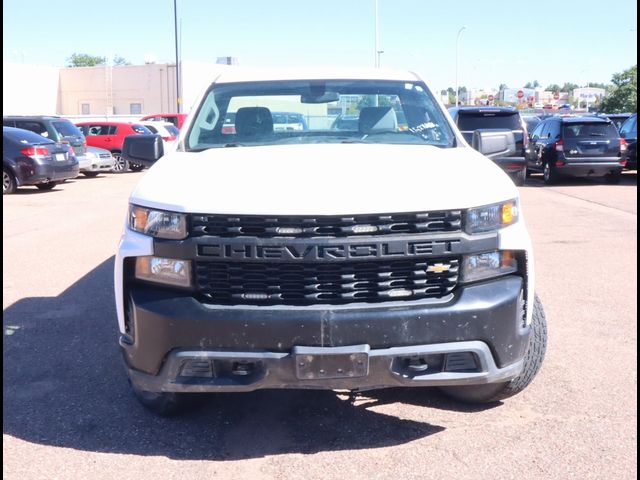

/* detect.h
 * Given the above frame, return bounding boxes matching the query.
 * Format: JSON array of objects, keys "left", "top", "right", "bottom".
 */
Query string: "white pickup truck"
[{"left": 116, "top": 68, "right": 547, "bottom": 415}]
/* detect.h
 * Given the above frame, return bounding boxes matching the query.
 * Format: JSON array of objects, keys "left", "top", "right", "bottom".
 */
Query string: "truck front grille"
[
  {"left": 190, "top": 211, "right": 462, "bottom": 238},
  {"left": 194, "top": 257, "right": 459, "bottom": 306}
]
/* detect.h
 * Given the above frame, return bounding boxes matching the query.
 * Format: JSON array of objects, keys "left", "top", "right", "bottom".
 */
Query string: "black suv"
[
  {"left": 3, "top": 116, "right": 87, "bottom": 157},
  {"left": 448, "top": 107, "right": 528, "bottom": 185},
  {"left": 526, "top": 116, "right": 625, "bottom": 184},
  {"left": 619, "top": 113, "right": 637, "bottom": 170}
]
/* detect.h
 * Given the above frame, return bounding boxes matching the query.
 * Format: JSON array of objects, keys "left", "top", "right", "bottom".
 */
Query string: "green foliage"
[
  {"left": 66, "top": 53, "right": 130, "bottom": 67},
  {"left": 599, "top": 65, "right": 637, "bottom": 113},
  {"left": 524, "top": 80, "right": 540, "bottom": 89},
  {"left": 67, "top": 53, "right": 107, "bottom": 67},
  {"left": 113, "top": 55, "right": 130, "bottom": 66},
  {"left": 561, "top": 82, "right": 579, "bottom": 92},
  {"left": 545, "top": 84, "right": 561, "bottom": 92}
]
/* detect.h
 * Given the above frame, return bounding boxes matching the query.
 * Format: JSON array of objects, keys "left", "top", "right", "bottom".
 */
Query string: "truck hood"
[{"left": 130, "top": 144, "right": 518, "bottom": 215}]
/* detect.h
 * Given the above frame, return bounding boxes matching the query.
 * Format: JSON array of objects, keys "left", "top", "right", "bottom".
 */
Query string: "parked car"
[
  {"left": 522, "top": 115, "right": 542, "bottom": 133},
  {"left": 140, "top": 113, "right": 188, "bottom": 130},
  {"left": 330, "top": 114, "right": 360, "bottom": 130},
  {"left": 78, "top": 146, "right": 116, "bottom": 177},
  {"left": 139, "top": 121, "right": 180, "bottom": 152},
  {"left": 448, "top": 106, "right": 529, "bottom": 185},
  {"left": 75, "top": 122, "right": 152, "bottom": 172},
  {"left": 526, "top": 116, "right": 626, "bottom": 184},
  {"left": 3, "top": 116, "right": 87, "bottom": 159},
  {"left": 272, "top": 112, "right": 308, "bottom": 131},
  {"left": 619, "top": 113, "right": 637, "bottom": 170},
  {"left": 599, "top": 113, "right": 633, "bottom": 131},
  {"left": 120, "top": 67, "right": 546, "bottom": 415},
  {"left": 221, "top": 112, "right": 236, "bottom": 134},
  {"left": 3, "top": 126, "right": 79, "bottom": 194}
]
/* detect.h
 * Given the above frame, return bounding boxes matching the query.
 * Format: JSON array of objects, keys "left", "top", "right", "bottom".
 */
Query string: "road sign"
[
  {"left": 517, "top": 90, "right": 525, "bottom": 99},
  {"left": 553, "top": 91, "right": 560, "bottom": 100},
  {"left": 527, "top": 96, "right": 535, "bottom": 102}
]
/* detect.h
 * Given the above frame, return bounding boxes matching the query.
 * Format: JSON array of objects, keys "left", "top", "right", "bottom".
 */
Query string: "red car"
[
  {"left": 139, "top": 113, "right": 188, "bottom": 130},
  {"left": 75, "top": 121, "right": 152, "bottom": 172}
]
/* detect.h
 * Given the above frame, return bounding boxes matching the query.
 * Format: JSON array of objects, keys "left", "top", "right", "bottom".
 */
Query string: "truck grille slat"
[
  {"left": 191, "top": 211, "right": 462, "bottom": 238},
  {"left": 195, "top": 258, "right": 459, "bottom": 306}
]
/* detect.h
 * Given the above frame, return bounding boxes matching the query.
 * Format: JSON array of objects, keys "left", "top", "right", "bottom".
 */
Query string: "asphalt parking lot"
[{"left": 3, "top": 171, "right": 637, "bottom": 480}]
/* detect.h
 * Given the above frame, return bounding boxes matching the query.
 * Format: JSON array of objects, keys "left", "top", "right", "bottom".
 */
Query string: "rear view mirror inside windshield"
[{"left": 301, "top": 92, "right": 340, "bottom": 103}]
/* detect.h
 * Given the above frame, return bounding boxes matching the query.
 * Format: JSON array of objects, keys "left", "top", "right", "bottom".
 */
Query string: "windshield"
[
  {"left": 52, "top": 120, "right": 84, "bottom": 138},
  {"left": 186, "top": 80, "right": 455, "bottom": 151},
  {"left": 563, "top": 122, "right": 619, "bottom": 139},
  {"left": 457, "top": 112, "right": 522, "bottom": 131}
]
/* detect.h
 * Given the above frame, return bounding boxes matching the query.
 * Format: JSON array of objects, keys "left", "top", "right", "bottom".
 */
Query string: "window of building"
[
  {"left": 81, "top": 103, "right": 90, "bottom": 115},
  {"left": 130, "top": 103, "right": 142, "bottom": 115}
]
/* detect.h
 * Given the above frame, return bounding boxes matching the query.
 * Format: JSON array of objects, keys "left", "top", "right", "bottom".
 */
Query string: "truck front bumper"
[{"left": 122, "top": 276, "right": 529, "bottom": 392}]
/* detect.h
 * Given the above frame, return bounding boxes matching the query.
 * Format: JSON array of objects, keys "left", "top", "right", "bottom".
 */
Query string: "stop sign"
[
  {"left": 553, "top": 91, "right": 560, "bottom": 100},
  {"left": 488, "top": 94, "right": 494, "bottom": 101},
  {"left": 517, "top": 90, "right": 525, "bottom": 99}
]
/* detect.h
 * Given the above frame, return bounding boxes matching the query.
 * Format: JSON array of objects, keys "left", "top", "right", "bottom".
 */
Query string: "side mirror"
[
  {"left": 122, "top": 135, "right": 164, "bottom": 168},
  {"left": 471, "top": 129, "right": 516, "bottom": 159}
]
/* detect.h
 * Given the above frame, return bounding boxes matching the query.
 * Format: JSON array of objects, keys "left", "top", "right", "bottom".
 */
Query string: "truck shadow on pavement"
[{"left": 3, "top": 256, "right": 496, "bottom": 460}]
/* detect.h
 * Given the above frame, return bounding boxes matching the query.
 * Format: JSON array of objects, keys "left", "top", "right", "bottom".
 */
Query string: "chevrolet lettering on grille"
[{"left": 198, "top": 239, "right": 462, "bottom": 261}]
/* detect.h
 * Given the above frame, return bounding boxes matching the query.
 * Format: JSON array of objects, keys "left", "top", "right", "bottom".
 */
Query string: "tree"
[
  {"left": 587, "top": 82, "right": 607, "bottom": 89},
  {"left": 546, "top": 84, "right": 561, "bottom": 92},
  {"left": 524, "top": 81, "right": 540, "bottom": 89},
  {"left": 599, "top": 64, "right": 637, "bottom": 113},
  {"left": 498, "top": 84, "right": 508, "bottom": 91},
  {"left": 561, "top": 82, "right": 579, "bottom": 92},
  {"left": 67, "top": 53, "right": 107, "bottom": 67},
  {"left": 113, "top": 55, "right": 130, "bottom": 66}
]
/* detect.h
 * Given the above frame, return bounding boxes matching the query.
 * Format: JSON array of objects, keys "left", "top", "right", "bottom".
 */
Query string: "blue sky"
[{"left": 3, "top": 0, "right": 637, "bottom": 92}]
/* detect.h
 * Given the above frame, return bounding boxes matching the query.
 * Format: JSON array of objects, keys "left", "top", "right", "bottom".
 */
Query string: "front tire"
[
  {"left": 82, "top": 172, "right": 100, "bottom": 178},
  {"left": 513, "top": 169, "right": 526, "bottom": 186},
  {"left": 129, "top": 380, "right": 191, "bottom": 416},
  {"left": 3, "top": 168, "right": 17, "bottom": 194},
  {"left": 129, "top": 163, "right": 145, "bottom": 172},
  {"left": 440, "top": 295, "right": 547, "bottom": 403}
]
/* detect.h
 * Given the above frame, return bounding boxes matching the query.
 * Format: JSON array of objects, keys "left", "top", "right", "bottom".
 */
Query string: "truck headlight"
[
  {"left": 129, "top": 205, "right": 187, "bottom": 239},
  {"left": 135, "top": 256, "right": 192, "bottom": 287},
  {"left": 460, "top": 251, "right": 518, "bottom": 283},
  {"left": 465, "top": 200, "right": 518, "bottom": 234}
]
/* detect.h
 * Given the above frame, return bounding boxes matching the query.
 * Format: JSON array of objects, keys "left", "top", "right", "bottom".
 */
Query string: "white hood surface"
[{"left": 130, "top": 143, "right": 518, "bottom": 215}]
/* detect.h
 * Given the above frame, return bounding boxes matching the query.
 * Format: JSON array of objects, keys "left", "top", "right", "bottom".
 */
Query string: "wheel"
[
  {"left": 440, "top": 295, "right": 547, "bottom": 403},
  {"left": 542, "top": 162, "right": 558, "bottom": 185},
  {"left": 130, "top": 383, "right": 188, "bottom": 416},
  {"left": 604, "top": 170, "right": 622, "bottom": 184},
  {"left": 3, "top": 168, "right": 16, "bottom": 194},
  {"left": 36, "top": 181, "right": 58, "bottom": 190},
  {"left": 512, "top": 169, "right": 526, "bottom": 186},
  {"left": 82, "top": 172, "right": 100, "bottom": 178},
  {"left": 525, "top": 168, "right": 532, "bottom": 178},
  {"left": 129, "top": 163, "right": 145, "bottom": 172},
  {"left": 111, "top": 152, "right": 128, "bottom": 173}
]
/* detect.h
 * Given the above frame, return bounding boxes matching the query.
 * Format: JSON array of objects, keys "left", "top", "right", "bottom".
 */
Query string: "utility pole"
[
  {"left": 455, "top": 26, "right": 467, "bottom": 107},
  {"left": 174, "top": 0, "right": 181, "bottom": 113}
]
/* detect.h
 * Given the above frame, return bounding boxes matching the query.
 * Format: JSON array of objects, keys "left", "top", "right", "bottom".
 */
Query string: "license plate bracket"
[
  {"left": 293, "top": 345, "right": 370, "bottom": 380},
  {"left": 55, "top": 153, "right": 66, "bottom": 161}
]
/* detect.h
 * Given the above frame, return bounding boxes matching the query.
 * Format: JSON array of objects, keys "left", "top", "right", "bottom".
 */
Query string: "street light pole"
[
  {"left": 455, "top": 26, "right": 466, "bottom": 107},
  {"left": 173, "top": 0, "right": 180, "bottom": 113},
  {"left": 374, "top": 0, "right": 380, "bottom": 67}
]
